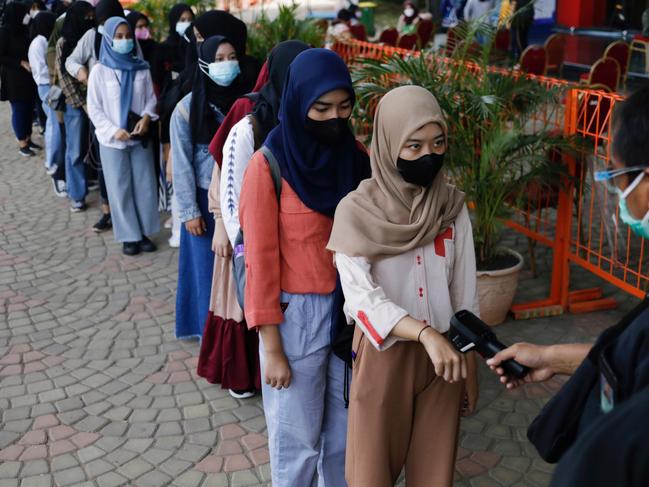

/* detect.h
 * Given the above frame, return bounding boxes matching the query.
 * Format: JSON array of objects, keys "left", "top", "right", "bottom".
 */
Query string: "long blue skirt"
[{"left": 175, "top": 187, "right": 215, "bottom": 339}]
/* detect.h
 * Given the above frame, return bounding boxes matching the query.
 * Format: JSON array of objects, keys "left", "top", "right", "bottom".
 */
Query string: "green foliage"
[
  {"left": 132, "top": 0, "right": 213, "bottom": 42},
  {"left": 352, "top": 18, "right": 576, "bottom": 268},
  {"left": 247, "top": 4, "right": 325, "bottom": 62}
]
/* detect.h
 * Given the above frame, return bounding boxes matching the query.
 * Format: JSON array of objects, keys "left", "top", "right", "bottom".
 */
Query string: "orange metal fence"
[
  {"left": 335, "top": 39, "right": 648, "bottom": 317},
  {"left": 333, "top": 40, "right": 421, "bottom": 66}
]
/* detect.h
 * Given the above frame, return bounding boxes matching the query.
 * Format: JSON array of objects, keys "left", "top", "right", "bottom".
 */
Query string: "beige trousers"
[{"left": 345, "top": 327, "right": 465, "bottom": 487}]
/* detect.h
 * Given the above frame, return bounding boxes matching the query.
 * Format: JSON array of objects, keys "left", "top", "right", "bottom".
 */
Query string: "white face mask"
[
  {"left": 30, "top": 10, "right": 39, "bottom": 19},
  {"left": 98, "top": 24, "right": 105, "bottom": 35},
  {"left": 404, "top": 7, "right": 415, "bottom": 17},
  {"left": 22, "top": 13, "right": 31, "bottom": 25},
  {"left": 176, "top": 21, "right": 191, "bottom": 37}
]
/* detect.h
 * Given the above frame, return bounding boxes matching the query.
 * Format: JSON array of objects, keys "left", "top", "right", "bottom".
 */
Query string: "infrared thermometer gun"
[{"left": 449, "top": 310, "right": 530, "bottom": 379}]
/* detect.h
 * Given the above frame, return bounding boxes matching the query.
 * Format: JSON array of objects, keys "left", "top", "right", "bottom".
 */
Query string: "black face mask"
[
  {"left": 305, "top": 117, "right": 349, "bottom": 145},
  {"left": 396, "top": 152, "right": 445, "bottom": 187}
]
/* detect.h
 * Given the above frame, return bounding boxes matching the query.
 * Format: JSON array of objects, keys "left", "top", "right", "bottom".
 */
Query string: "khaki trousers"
[{"left": 345, "top": 327, "right": 464, "bottom": 487}]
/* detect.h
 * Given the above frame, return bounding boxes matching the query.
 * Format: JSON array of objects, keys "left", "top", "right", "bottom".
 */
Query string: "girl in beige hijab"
[{"left": 328, "top": 85, "right": 479, "bottom": 487}]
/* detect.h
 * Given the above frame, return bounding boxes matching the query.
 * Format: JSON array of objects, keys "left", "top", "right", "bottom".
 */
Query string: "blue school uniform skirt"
[{"left": 175, "top": 187, "right": 215, "bottom": 339}]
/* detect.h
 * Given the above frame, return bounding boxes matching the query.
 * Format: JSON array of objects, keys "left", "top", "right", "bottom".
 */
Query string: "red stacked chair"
[
  {"left": 544, "top": 33, "right": 566, "bottom": 76},
  {"left": 519, "top": 45, "right": 547, "bottom": 75},
  {"left": 581, "top": 57, "right": 620, "bottom": 92},
  {"left": 416, "top": 19, "right": 434, "bottom": 48},
  {"left": 603, "top": 41, "right": 629, "bottom": 88},
  {"left": 378, "top": 28, "right": 399, "bottom": 46},
  {"left": 350, "top": 24, "right": 368, "bottom": 41},
  {"left": 398, "top": 33, "right": 418, "bottom": 50}
]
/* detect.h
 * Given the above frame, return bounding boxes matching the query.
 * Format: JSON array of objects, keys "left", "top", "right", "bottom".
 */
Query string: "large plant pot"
[{"left": 476, "top": 248, "right": 524, "bottom": 326}]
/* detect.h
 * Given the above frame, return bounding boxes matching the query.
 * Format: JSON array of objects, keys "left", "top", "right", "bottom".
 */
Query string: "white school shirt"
[
  {"left": 65, "top": 28, "right": 98, "bottom": 77},
  {"left": 28, "top": 35, "right": 49, "bottom": 85},
  {"left": 65, "top": 29, "right": 144, "bottom": 78},
  {"left": 86, "top": 63, "right": 158, "bottom": 150},
  {"left": 220, "top": 116, "right": 255, "bottom": 246},
  {"left": 335, "top": 205, "right": 479, "bottom": 351}
]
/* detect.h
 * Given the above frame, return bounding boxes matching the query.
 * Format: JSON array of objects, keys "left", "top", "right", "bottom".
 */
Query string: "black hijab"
[
  {"left": 30, "top": 10, "right": 55, "bottom": 41},
  {"left": 95, "top": 0, "right": 124, "bottom": 25},
  {"left": 252, "top": 40, "right": 309, "bottom": 143},
  {"left": 94, "top": 0, "right": 124, "bottom": 58},
  {"left": 126, "top": 10, "right": 146, "bottom": 32},
  {"left": 179, "top": 10, "right": 259, "bottom": 97},
  {"left": 59, "top": 1, "right": 95, "bottom": 72},
  {"left": 1, "top": 2, "right": 30, "bottom": 35},
  {"left": 190, "top": 35, "right": 248, "bottom": 145},
  {"left": 193, "top": 10, "right": 247, "bottom": 56},
  {"left": 167, "top": 3, "right": 192, "bottom": 41},
  {"left": 126, "top": 10, "right": 156, "bottom": 63}
]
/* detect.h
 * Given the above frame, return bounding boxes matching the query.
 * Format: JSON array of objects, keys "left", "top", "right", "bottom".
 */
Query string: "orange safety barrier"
[
  {"left": 336, "top": 39, "right": 647, "bottom": 318},
  {"left": 332, "top": 40, "right": 421, "bottom": 66}
]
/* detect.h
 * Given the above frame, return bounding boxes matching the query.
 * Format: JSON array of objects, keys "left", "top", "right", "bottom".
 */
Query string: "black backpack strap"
[{"left": 259, "top": 145, "right": 282, "bottom": 202}]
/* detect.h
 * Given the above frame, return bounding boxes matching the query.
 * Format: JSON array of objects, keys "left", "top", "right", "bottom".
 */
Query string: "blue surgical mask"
[
  {"left": 112, "top": 38, "right": 134, "bottom": 55},
  {"left": 199, "top": 59, "right": 240, "bottom": 87},
  {"left": 176, "top": 21, "right": 191, "bottom": 36},
  {"left": 616, "top": 172, "right": 649, "bottom": 239}
]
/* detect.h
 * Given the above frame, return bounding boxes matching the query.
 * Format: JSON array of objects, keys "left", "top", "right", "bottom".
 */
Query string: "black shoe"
[
  {"left": 51, "top": 179, "right": 67, "bottom": 198},
  {"left": 122, "top": 242, "right": 140, "bottom": 256},
  {"left": 19, "top": 147, "right": 35, "bottom": 157},
  {"left": 93, "top": 213, "right": 112, "bottom": 233},
  {"left": 28, "top": 140, "right": 43, "bottom": 151},
  {"left": 139, "top": 236, "right": 157, "bottom": 252}
]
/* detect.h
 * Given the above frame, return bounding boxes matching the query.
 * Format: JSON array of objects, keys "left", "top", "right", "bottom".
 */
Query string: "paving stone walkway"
[{"left": 0, "top": 104, "right": 639, "bottom": 486}]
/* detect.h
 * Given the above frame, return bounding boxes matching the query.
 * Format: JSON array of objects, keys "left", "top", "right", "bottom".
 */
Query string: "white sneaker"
[
  {"left": 164, "top": 217, "right": 173, "bottom": 229},
  {"left": 228, "top": 389, "right": 255, "bottom": 399},
  {"left": 168, "top": 234, "right": 180, "bottom": 248},
  {"left": 46, "top": 164, "right": 58, "bottom": 176}
]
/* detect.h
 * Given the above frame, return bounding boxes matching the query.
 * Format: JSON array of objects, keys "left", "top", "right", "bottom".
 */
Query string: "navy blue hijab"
[{"left": 264, "top": 48, "right": 369, "bottom": 217}]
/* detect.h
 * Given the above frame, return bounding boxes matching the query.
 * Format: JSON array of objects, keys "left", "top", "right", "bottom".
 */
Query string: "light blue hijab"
[{"left": 99, "top": 17, "right": 150, "bottom": 129}]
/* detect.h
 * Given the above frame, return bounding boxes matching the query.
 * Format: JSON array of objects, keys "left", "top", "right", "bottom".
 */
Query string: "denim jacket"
[{"left": 171, "top": 93, "right": 224, "bottom": 222}]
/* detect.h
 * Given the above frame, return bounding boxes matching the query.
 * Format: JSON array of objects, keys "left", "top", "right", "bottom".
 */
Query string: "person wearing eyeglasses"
[{"left": 487, "top": 84, "right": 649, "bottom": 486}]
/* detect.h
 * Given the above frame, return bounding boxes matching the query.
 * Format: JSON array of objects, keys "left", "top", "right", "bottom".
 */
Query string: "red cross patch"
[{"left": 434, "top": 226, "right": 454, "bottom": 258}]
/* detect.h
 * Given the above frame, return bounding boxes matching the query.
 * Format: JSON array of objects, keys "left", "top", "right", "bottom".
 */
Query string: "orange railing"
[
  {"left": 333, "top": 40, "right": 421, "bottom": 66},
  {"left": 335, "top": 39, "right": 647, "bottom": 317}
]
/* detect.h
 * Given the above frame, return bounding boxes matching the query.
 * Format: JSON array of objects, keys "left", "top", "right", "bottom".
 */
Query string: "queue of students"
[
  {"left": 3, "top": 2, "right": 482, "bottom": 485},
  {"left": 194, "top": 43, "right": 479, "bottom": 486}
]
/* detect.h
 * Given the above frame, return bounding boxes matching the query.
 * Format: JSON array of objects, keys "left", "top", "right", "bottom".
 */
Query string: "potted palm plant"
[
  {"left": 247, "top": 4, "right": 326, "bottom": 62},
  {"left": 351, "top": 19, "right": 572, "bottom": 324}
]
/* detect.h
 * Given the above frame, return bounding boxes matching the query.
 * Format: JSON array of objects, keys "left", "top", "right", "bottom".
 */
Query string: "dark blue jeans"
[{"left": 9, "top": 99, "right": 34, "bottom": 141}]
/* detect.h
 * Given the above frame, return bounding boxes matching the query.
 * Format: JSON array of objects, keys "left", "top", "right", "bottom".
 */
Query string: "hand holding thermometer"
[{"left": 449, "top": 310, "right": 530, "bottom": 379}]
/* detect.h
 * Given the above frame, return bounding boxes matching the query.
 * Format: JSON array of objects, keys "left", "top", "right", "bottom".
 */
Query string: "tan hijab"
[{"left": 327, "top": 85, "right": 465, "bottom": 261}]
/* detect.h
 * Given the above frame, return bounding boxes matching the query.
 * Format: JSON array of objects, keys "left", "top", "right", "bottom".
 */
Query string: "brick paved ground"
[{"left": 0, "top": 104, "right": 639, "bottom": 486}]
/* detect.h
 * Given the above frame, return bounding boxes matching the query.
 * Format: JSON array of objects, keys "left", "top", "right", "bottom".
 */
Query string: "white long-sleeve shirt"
[
  {"left": 28, "top": 35, "right": 49, "bottom": 85},
  {"left": 65, "top": 28, "right": 143, "bottom": 78},
  {"left": 65, "top": 28, "right": 98, "bottom": 78},
  {"left": 87, "top": 63, "right": 158, "bottom": 149},
  {"left": 220, "top": 116, "right": 255, "bottom": 246},
  {"left": 335, "top": 205, "right": 479, "bottom": 351}
]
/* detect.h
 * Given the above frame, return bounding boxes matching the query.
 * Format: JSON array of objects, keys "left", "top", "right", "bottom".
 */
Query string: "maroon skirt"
[{"left": 197, "top": 312, "right": 261, "bottom": 391}]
